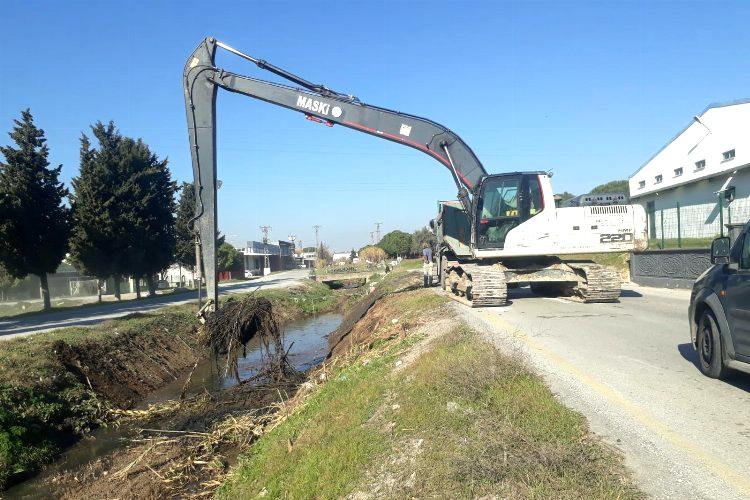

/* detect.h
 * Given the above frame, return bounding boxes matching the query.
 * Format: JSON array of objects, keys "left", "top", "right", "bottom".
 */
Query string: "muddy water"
[{"left": 6, "top": 313, "right": 342, "bottom": 499}]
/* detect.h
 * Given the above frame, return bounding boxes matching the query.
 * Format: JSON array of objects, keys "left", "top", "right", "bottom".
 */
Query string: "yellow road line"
[{"left": 480, "top": 310, "right": 750, "bottom": 498}]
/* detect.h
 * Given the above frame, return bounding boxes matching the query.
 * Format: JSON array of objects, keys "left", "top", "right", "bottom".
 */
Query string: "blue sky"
[{"left": 2, "top": 1, "right": 748, "bottom": 251}]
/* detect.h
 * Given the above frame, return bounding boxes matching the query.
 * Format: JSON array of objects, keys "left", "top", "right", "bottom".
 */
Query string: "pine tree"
[
  {"left": 69, "top": 122, "right": 126, "bottom": 298},
  {"left": 0, "top": 110, "right": 70, "bottom": 310},
  {"left": 116, "top": 137, "right": 176, "bottom": 296},
  {"left": 174, "top": 182, "right": 197, "bottom": 270}
]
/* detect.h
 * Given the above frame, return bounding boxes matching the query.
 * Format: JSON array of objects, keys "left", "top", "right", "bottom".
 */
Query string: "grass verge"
[{"left": 219, "top": 285, "right": 640, "bottom": 499}]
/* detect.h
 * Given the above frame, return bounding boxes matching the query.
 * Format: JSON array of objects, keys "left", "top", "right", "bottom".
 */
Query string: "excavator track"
[
  {"left": 565, "top": 262, "right": 621, "bottom": 302},
  {"left": 449, "top": 264, "right": 508, "bottom": 308}
]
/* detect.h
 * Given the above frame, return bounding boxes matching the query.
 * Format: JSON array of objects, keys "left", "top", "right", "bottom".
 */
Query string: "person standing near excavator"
[{"left": 422, "top": 243, "right": 433, "bottom": 288}]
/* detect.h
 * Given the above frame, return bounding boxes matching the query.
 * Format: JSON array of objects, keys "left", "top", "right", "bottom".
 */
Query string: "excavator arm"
[{"left": 184, "top": 37, "right": 488, "bottom": 311}]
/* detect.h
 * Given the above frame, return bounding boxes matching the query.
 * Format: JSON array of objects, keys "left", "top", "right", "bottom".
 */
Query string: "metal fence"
[{"left": 646, "top": 197, "right": 750, "bottom": 249}]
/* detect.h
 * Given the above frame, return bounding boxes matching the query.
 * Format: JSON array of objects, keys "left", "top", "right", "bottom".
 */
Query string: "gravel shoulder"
[{"left": 460, "top": 284, "right": 750, "bottom": 500}]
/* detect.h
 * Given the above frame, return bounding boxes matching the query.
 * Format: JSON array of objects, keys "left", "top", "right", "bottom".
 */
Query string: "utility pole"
[
  {"left": 370, "top": 231, "right": 375, "bottom": 246},
  {"left": 374, "top": 222, "right": 382, "bottom": 245},
  {"left": 313, "top": 225, "right": 321, "bottom": 264},
  {"left": 260, "top": 225, "right": 271, "bottom": 275}
]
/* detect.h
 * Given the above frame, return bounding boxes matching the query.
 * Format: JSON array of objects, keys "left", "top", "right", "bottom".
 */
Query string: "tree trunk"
[
  {"left": 38, "top": 273, "right": 51, "bottom": 311},
  {"left": 135, "top": 277, "right": 141, "bottom": 299},
  {"left": 113, "top": 275, "right": 121, "bottom": 300},
  {"left": 147, "top": 275, "right": 156, "bottom": 297},
  {"left": 97, "top": 279, "right": 102, "bottom": 303}
]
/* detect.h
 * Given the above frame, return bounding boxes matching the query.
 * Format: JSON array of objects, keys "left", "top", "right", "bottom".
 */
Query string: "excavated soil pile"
[
  {"left": 327, "top": 272, "right": 421, "bottom": 358},
  {"left": 54, "top": 320, "right": 199, "bottom": 408}
]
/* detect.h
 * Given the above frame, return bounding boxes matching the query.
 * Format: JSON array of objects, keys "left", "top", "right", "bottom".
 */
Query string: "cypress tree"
[
  {"left": 69, "top": 122, "right": 126, "bottom": 298},
  {"left": 174, "top": 181, "right": 197, "bottom": 270},
  {"left": 0, "top": 110, "right": 70, "bottom": 310},
  {"left": 117, "top": 138, "right": 176, "bottom": 296}
]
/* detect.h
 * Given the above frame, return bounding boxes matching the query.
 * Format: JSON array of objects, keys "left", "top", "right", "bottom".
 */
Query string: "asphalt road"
[
  {"left": 0, "top": 269, "right": 308, "bottom": 341},
  {"left": 459, "top": 285, "right": 750, "bottom": 500}
]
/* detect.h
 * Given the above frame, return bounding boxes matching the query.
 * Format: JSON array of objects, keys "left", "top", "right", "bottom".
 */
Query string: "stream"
[{"left": 6, "top": 313, "right": 343, "bottom": 499}]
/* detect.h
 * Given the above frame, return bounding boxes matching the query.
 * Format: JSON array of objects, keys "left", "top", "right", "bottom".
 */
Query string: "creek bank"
[
  {"left": 14, "top": 273, "right": 405, "bottom": 498},
  {"left": 0, "top": 281, "right": 339, "bottom": 491},
  {"left": 219, "top": 273, "right": 641, "bottom": 499}
]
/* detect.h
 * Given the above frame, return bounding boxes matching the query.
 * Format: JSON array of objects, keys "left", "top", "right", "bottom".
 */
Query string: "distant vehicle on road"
[{"left": 689, "top": 220, "right": 750, "bottom": 378}]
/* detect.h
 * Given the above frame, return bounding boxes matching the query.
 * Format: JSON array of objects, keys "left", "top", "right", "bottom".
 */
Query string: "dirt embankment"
[
  {"left": 53, "top": 322, "right": 199, "bottom": 408},
  {"left": 37, "top": 275, "right": 410, "bottom": 498},
  {"left": 0, "top": 281, "right": 341, "bottom": 491}
]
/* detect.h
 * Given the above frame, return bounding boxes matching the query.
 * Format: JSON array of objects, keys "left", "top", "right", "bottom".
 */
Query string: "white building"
[
  {"left": 629, "top": 99, "right": 750, "bottom": 241},
  {"left": 332, "top": 251, "right": 353, "bottom": 262}
]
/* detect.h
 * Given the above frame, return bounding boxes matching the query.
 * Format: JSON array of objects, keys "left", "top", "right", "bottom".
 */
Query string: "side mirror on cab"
[{"left": 711, "top": 236, "right": 731, "bottom": 265}]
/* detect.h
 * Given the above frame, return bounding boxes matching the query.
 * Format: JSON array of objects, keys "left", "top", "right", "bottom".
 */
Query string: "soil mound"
[{"left": 54, "top": 326, "right": 198, "bottom": 408}]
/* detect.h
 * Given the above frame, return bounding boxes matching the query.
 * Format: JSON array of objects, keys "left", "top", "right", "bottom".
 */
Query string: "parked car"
[{"left": 689, "top": 220, "right": 750, "bottom": 378}]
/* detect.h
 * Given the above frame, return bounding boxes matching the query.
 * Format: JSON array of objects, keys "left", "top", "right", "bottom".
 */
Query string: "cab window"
[
  {"left": 528, "top": 176, "right": 543, "bottom": 217},
  {"left": 481, "top": 178, "right": 519, "bottom": 219},
  {"left": 741, "top": 234, "right": 750, "bottom": 269},
  {"left": 477, "top": 176, "right": 521, "bottom": 249}
]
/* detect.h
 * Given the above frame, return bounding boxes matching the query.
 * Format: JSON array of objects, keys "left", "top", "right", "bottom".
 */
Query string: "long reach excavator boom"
[
  {"left": 185, "top": 37, "right": 647, "bottom": 312},
  {"left": 184, "top": 37, "right": 487, "bottom": 311}
]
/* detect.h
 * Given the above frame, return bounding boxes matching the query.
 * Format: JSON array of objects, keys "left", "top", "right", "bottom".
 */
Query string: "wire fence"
[{"left": 647, "top": 197, "right": 750, "bottom": 249}]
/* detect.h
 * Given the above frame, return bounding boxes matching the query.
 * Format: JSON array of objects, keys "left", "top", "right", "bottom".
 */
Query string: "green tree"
[
  {"left": 217, "top": 242, "right": 242, "bottom": 273},
  {"left": 302, "top": 246, "right": 316, "bottom": 253},
  {"left": 69, "top": 122, "right": 127, "bottom": 299},
  {"left": 410, "top": 227, "right": 435, "bottom": 255},
  {"left": 316, "top": 243, "right": 332, "bottom": 268},
  {"left": 117, "top": 138, "right": 176, "bottom": 296},
  {"left": 557, "top": 191, "right": 575, "bottom": 202},
  {"left": 590, "top": 180, "right": 628, "bottom": 194},
  {"left": 174, "top": 182, "right": 196, "bottom": 270},
  {"left": 377, "top": 230, "right": 412, "bottom": 257},
  {"left": 0, "top": 110, "right": 70, "bottom": 310}
]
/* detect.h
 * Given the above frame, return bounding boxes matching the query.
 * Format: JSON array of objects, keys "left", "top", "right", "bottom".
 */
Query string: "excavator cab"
[{"left": 475, "top": 173, "right": 544, "bottom": 249}]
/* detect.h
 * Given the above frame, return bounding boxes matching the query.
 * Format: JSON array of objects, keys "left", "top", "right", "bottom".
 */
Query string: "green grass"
[
  {"left": 648, "top": 237, "right": 714, "bottom": 250},
  {"left": 568, "top": 252, "right": 630, "bottom": 275},
  {"left": 219, "top": 298, "right": 639, "bottom": 499},
  {"left": 219, "top": 346, "right": 393, "bottom": 499},
  {"left": 397, "top": 258, "right": 422, "bottom": 270}
]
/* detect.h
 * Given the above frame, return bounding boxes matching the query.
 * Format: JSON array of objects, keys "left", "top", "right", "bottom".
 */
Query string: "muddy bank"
[
  {"left": 0, "top": 281, "right": 340, "bottom": 491},
  {"left": 13, "top": 275, "right": 406, "bottom": 498},
  {"left": 53, "top": 321, "right": 199, "bottom": 408}
]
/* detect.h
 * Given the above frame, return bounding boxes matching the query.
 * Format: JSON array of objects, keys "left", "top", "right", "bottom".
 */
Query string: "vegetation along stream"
[{"left": 6, "top": 312, "right": 343, "bottom": 499}]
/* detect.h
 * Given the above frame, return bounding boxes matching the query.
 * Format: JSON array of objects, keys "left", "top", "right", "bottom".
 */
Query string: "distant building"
[
  {"left": 296, "top": 251, "right": 316, "bottom": 269},
  {"left": 332, "top": 251, "right": 353, "bottom": 262},
  {"left": 629, "top": 99, "right": 750, "bottom": 239},
  {"left": 560, "top": 192, "right": 629, "bottom": 208},
  {"left": 241, "top": 240, "right": 297, "bottom": 276}
]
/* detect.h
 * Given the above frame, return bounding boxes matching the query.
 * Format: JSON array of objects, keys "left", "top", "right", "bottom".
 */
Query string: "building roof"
[{"left": 629, "top": 98, "right": 750, "bottom": 180}]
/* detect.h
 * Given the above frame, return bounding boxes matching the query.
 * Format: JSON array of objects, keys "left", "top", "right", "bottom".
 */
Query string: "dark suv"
[{"left": 689, "top": 221, "right": 750, "bottom": 379}]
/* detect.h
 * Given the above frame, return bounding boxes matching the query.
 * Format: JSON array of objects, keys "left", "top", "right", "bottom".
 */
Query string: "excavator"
[{"left": 184, "top": 37, "right": 647, "bottom": 311}]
